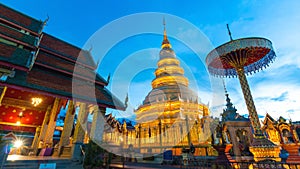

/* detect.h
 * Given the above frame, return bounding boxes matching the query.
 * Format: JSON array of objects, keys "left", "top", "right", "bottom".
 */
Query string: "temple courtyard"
[{"left": 1, "top": 2, "right": 300, "bottom": 169}]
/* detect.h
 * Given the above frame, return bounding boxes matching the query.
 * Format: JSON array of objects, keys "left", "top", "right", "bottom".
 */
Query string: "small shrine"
[{"left": 262, "top": 115, "right": 300, "bottom": 163}]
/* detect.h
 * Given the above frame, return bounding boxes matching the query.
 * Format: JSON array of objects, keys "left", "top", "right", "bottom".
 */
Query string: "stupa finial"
[{"left": 161, "top": 17, "right": 171, "bottom": 48}]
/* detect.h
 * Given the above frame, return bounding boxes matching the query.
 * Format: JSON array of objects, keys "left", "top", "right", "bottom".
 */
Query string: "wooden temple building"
[{"left": 0, "top": 3, "right": 125, "bottom": 162}]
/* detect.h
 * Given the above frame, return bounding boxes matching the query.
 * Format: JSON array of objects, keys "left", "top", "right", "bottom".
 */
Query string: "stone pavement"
[
  {"left": 4, "top": 155, "right": 83, "bottom": 169},
  {"left": 109, "top": 162, "right": 182, "bottom": 169}
]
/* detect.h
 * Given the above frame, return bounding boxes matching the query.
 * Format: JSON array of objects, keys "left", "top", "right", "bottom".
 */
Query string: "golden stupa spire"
[
  {"left": 161, "top": 18, "right": 172, "bottom": 48},
  {"left": 151, "top": 18, "right": 188, "bottom": 89}
]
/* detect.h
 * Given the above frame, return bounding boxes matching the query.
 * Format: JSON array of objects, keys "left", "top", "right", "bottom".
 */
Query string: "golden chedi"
[{"left": 133, "top": 21, "right": 212, "bottom": 156}]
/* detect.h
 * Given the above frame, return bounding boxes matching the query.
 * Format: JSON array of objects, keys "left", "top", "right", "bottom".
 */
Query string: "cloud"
[
  {"left": 227, "top": 80, "right": 300, "bottom": 121},
  {"left": 270, "top": 91, "right": 288, "bottom": 102},
  {"left": 241, "top": 114, "right": 264, "bottom": 119}
]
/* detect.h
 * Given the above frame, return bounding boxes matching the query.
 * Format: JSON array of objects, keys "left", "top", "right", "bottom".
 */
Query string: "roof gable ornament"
[
  {"left": 106, "top": 73, "right": 111, "bottom": 84},
  {"left": 39, "top": 15, "right": 49, "bottom": 35},
  {"left": 124, "top": 93, "right": 129, "bottom": 109}
]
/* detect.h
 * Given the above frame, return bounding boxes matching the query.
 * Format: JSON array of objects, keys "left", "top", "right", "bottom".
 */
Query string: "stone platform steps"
[{"left": 3, "top": 155, "right": 83, "bottom": 169}]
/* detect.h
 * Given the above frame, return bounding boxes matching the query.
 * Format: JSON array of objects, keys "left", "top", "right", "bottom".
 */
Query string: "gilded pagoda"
[{"left": 120, "top": 22, "right": 212, "bottom": 156}]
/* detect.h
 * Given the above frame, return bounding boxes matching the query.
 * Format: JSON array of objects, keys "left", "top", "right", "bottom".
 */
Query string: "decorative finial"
[
  {"left": 161, "top": 17, "right": 171, "bottom": 48},
  {"left": 107, "top": 73, "right": 111, "bottom": 84},
  {"left": 226, "top": 24, "right": 233, "bottom": 41},
  {"left": 44, "top": 14, "right": 50, "bottom": 26},
  {"left": 96, "top": 58, "right": 100, "bottom": 69},
  {"left": 124, "top": 93, "right": 129, "bottom": 108},
  {"left": 163, "top": 17, "right": 167, "bottom": 40},
  {"left": 39, "top": 14, "right": 49, "bottom": 34},
  {"left": 222, "top": 78, "right": 228, "bottom": 94},
  {"left": 288, "top": 114, "right": 292, "bottom": 124}
]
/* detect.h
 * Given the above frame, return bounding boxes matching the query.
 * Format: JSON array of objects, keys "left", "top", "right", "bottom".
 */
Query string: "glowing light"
[
  {"left": 31, "top": 97, "right": 42, "bottom": 107},
  {"left": 16, "top": 121, "right": 21, "bottom": 125},
  {"left": 13, "top": 139, "right": 23, "bottom": 148},
  {"left": 18, "top": 112, "right": 23, "bottom": 118}
]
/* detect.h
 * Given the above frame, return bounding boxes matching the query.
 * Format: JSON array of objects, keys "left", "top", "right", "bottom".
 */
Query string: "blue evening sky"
[{"left": 2, "top": 0, "right": 300, "bottom": 122}]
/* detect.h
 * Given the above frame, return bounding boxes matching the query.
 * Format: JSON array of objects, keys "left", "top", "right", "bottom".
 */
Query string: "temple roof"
[
  {"left": 39, "top": 33, "right": 98, "bottom": 70},
  {"left": 0, "top": 4, "right": 44, "bottom": 33},
  {"left": 222, "top": 92, "right": 249, "bottom": 122},
  {"left": 0, "top": 42, "right": 33, "bottom": 71},
  {"left": 262, "top": 113, "right": 276, "bottom": 125},
  {"left": 37, "top": 33, "right": 108, "bottom": 86},
  {"left": 0, "top": 4, "right": 43, "bottom": 71},
  {"left": 0, "top": 23, "right": 37, "bottom": 47},
  {"left": 0, "top": 4, "right": 125, "bottom": 110},
  {"left": 3, "top": 66, "right": 124, "bottom": 110}
]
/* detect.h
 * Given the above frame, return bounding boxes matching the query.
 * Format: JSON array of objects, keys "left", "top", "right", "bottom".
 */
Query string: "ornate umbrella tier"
[
  {"left": 206, "top": 38, "right": 276, "bottom": 77},
  {"left": 205, "top": 34, "right": 280, "bottom": 162}
]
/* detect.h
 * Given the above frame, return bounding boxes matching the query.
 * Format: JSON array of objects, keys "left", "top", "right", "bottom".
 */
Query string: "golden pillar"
[
  {"left": 73, "top": 102, "right": 87, "bottom": 143},
  {"left": 71, "top": 102, "right": 87, "bottom": 159},
  {"left": 37, "top": 106, "right": 52, "bottom": 147},
  {"left": 58, "top": 100, "right": 75, "bottom": 156},
  {"left": 236, "top": 68, "right": 262, "bottom": 136},
  {"left": 90, "top": 106, "right": 105, "bottom": 144},
  {"left": 31, "top": 126, "right": 41, "bottom": 154},
  {"left": 44, "top": 98, "right": 61, "bottom": 147}
]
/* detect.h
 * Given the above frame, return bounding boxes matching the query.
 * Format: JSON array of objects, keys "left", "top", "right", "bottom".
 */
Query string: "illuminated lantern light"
[{"left": 31, "top": 97, "right": 42, "bottom": 107}]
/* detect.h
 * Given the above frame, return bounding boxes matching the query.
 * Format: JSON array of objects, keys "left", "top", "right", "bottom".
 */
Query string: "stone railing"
[{"left": 176, "top": 158, "right": 300, "bottom": 169}]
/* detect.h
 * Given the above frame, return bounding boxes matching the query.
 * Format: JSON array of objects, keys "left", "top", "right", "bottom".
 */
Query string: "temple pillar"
[
  {"left": 84, "top": 131, "right": 89, "bottom": 144},
  {"left": 158, "top": 120, "right": 162, "bottom": 152},
  {"left": 228, "top": 127, "right": 241, "bottom": 161},
  {"left": 90, "top": 106, "right": 105, "bottom": 144},
  {"left": 185, "top": 115, "right": 191, "bottom": 146},
  {"left": 58, "top": 100, "right": 75, "bottom": 157},
  {"left": 36, "top": 106, "right": 51, "bottom": 153},
  {"left": 138, "top": 124, "right": 141, "bottom": 149},
  {"left": 71, "top": 102, "right": 87, "bottom": 160},
  {"left": 292, "top": 128, "right": 299, "bottom": 143},
  {"left": 44, "top": 98, "right": 61, "bottom": 147},
  {"left": 31, "top": 126, "right": 41, "bottom": 154},
  {"left": 0, "top": 86, "right": 7, "bottom": 104},
  {"left": 122, "top": 122, "right": 127, "bottom": 148}
]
